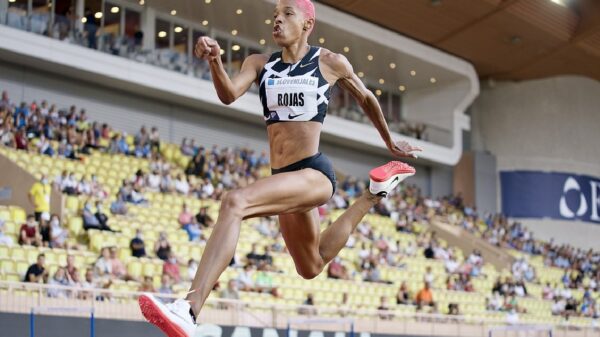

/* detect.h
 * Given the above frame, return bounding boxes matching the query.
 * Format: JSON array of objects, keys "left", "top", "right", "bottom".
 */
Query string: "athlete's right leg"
[{"left": 183, "top": 168, "right": 333, "bottom": 315}]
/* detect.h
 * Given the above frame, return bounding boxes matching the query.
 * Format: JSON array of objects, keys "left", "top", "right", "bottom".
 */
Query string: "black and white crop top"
[{"left": 258, "top": 46, "right": 331, "bottom": 125}]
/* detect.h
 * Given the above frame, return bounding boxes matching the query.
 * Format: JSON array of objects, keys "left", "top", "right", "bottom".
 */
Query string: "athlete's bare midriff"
[{"left": 267, "top": 121, "right": 321, "bottom": 169}]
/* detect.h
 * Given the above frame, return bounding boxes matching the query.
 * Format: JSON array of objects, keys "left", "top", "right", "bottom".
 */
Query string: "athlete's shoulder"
[
  {"left": 318, "top": 48, "right": 353, "bottom": 78},
  {"left": 245, "top": 53, "right": 271, "bottom": 67}
]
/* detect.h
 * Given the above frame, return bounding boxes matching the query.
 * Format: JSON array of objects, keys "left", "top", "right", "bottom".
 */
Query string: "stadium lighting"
[
  {"left": 232, "top": 45, "right": 241, "bottom": 51},
  {"left": 259, "top": 39, "right": 266, "bottom": 45},
  {"left": 8, "top": 0, "right": 15, "bottom": 3},
  {"left": 220, "top": 49, "right": 225, "bottom": 55},
  {"left": 549, "top": 0, "right": 567, "bottom": 6},
  {"left": 236, "top": 9, "right": 243, "bottom": 15},
  {"left": 231, "top": 29, "right": 238, "bottom": 36},
  {"left": 389, "top": 63, "right": 396, "bottom": 69},
  {"left": 343, "top": 46, "right": 350, "bottom": 53},
  {"left": 158, "top": 31, "right": 167, "bottom": 38},
  {"left": 110, "top": 6, "right": 119, "bottom": 14},
  {"left": 378, "top": 79, "right": 385, "bottom": 84},
  {"left": 265, "top": 19, "right": 272, "bottom": 25},
  {"left": 410, "top": 70, "right": 416, "bottom": 76},
  {"left": 139, "top": 0, "right": 144, "bottom": 5},
  {"left": 94, "top": 12, "right": 102, "bottom": 19},
  {"left": 399, "top": 85, "right": 406, "bottom": 92},
  {"left": 367, "top": 54, "right": 373, "bottom": 61},
  {"left": 202, "top": 20, "right": 208, "bottom": 26},
  {"left": 170, "top": 10, "right": 177, "bottom": 16},
  {"left": 375, "top": 89, "right": 382, "bottom": 96},
  {"left": 430, "top": 77, "right": 437, "bottom": 84},
  {"left": 357, "top": 71, "right": 364, "bottom": 78},
  {"left": 81, "top": 17, "right": 87, "bottom": 23},
  {"left": 318, "top": 37, "right": 325, "bottom": 44},
  {"left": 205, "top": 0, "right": 211, "bottom": 4},
  {"left": 174, "top": 26, "right": 183, "bottom": 33}
]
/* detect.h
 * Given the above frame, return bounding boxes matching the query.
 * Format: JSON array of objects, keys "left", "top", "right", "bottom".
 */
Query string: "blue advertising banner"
[{"left": 500, "top": 171, "right": 600, "bottom": 223}]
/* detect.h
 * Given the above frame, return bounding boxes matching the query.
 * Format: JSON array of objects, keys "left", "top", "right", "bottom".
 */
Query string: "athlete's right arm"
[{"left": 195, "top": 36, "right": 267, "bottom": 105}]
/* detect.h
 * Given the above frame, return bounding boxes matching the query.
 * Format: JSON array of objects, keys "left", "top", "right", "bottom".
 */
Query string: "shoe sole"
[
  {"left": 139, "top": 294, "right": 190, "bottom": 337},
  {"left": 369, "top": 161, "right": 416, "bottom": 182},
  {"left": 369, "top": 172, "right": 415, "bottom": 196}
]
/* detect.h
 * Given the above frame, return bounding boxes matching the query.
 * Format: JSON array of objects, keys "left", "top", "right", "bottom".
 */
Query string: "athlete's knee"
[
  {"left": 221, "top": 189, "right": 247, "bottom": 217},
  {"left": 296, "top": 263, "right": 323, "bottom": 280}
]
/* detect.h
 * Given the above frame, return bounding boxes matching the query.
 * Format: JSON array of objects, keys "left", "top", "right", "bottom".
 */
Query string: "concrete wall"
[
  {"left": 470, "top": 75, "right": 600, "bottom": 248},
  {"left": 0, "top": 154, "right": 63, "bottom": 218}
]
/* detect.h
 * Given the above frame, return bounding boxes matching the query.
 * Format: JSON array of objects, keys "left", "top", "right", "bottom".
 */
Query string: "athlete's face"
[{"left": 272, "top": 0, "right": 312, "bottom": 46}]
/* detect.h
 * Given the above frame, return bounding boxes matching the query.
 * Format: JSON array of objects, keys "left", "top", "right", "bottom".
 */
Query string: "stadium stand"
[{"left": 0, "top": 93, "right": 598, "bottom": 328}]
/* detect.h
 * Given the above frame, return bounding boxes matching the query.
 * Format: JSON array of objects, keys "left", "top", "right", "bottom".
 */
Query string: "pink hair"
[{"left": 294, "top": 0, "right": 315, "bottom": 33}]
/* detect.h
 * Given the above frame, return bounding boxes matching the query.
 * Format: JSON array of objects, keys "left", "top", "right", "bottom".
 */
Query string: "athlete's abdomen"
[{"left": 267, "top": 122, "right": 322, "bottom": 169}]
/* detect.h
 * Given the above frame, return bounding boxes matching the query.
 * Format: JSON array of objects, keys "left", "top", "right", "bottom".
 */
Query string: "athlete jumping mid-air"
[{"left": 139, "top": 1, "right": 421, "bottom": 336}]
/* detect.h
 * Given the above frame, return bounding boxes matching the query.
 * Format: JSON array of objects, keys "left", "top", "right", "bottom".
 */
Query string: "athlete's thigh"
[
  {"left": 278, "top": 208, "right": 322, "bottom": 268},
  {"left": 240, "top": 168, "right": 332, "bottom": 219}
]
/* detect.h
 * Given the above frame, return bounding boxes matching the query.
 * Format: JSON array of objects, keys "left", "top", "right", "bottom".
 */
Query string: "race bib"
[{"left": 265, "top": 76, "right": 319, "bottom": 121}]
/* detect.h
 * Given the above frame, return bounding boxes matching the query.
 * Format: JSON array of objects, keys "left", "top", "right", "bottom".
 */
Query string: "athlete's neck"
[{"left": 281, "top": 43, "right": 310, "bottom": 64}]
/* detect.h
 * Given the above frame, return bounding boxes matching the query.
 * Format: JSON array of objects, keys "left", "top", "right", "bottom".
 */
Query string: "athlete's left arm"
[{"left": 322, "top": 52, "right": 421, "bottom": 158}]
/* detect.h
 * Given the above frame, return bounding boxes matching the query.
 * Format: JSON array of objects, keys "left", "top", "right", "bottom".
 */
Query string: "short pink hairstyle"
[{"left": 294, "top": 0, "right": 315, "bottom": 33}]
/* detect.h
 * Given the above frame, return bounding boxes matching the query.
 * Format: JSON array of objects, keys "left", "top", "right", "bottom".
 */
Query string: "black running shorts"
[{"left": 271, "top": 152, "right": 336, "bottom": 197}]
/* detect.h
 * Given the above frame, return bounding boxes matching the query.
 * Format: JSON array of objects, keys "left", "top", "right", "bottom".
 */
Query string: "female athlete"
[{"left": 139, "top": 1, "right": 421, "bottom": 336}]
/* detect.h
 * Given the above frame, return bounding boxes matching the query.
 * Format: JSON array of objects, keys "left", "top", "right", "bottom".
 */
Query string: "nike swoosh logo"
[
  {"left": 299, "top": 62, "right": 314, "bottom": 68},
  {"left": 288, "top": 113, "right": 305, "bottom": 120}
]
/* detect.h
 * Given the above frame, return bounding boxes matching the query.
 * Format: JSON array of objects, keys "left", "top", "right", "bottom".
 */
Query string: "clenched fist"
[{"left": 194, "top": 36, "right": 221, "bottom": 61}]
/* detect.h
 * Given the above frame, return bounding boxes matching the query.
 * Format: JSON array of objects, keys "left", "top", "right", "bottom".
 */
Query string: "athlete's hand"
[
  {"left": 194, "top": 36, "right": 220, "bottom": 61},
  {"left": 388, "top": 140, "right": 422, "bottom": 159}
]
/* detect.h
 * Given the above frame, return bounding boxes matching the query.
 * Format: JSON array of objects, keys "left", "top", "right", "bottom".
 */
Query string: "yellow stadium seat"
[
  {"left": 65, "top": 196, "right": 79, "bottom": 214},
  {"left": 0, "top": 259, "right": 15, "bottom": 274},
  {"left": 10, "top": 247, "right": 26, "bottom": 261},
  {"left": 128, "top": 260, "right": 142, "bottom": 279},
  {"left": 3, "top": 221, "right": 17, "bottom": 235},
  {"left": 16, "top": 261, "right": 29, "bottom": 276},
  {"left": 68, "top": 217, "right": 83, "bottom": 236},
  {"left": 0, "top": 209, "right": 10, "bottom": 222},
  {"left": 9, "top": 207, "right": 26, "bottom": 223}
]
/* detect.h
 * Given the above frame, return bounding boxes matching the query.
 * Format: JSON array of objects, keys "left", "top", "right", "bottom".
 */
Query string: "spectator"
[
  {"left": 178, "top": 203, "right": 194, "bottom": 227},
  {"left": 49, "top": 214, "right": 68, "bottom": 248},
  {"left": 39, "top": 217, "right": 51, "bottom": 247},
  {"left": 254, "top": 265, "right": 279, "bottom": 297},
  {"left": 28, "top": 175, "right": 51, "bottom": 223},
  {"left": 94, "top": 247, "right": 113, "bottom": 281},
  {"left": 109, "top": 246, "right": 134, "bottom": 281},
  {"left": 195, "top": 206, "right": 214, "bottom": 228},
  {"left": 65, "top": 254, "right": 78, "bottom": 281},
  {"left": 47, "top": 267, "right": 71, "bottom": 298},
  {"left": 130, "top": 228, "right": 146, "bottom": 258},
  {"left": 377, "top": 296, "right": 393, "bottom": 320},
  {"left": 396, "top": 281, "right": 412, "bottom": 305},
  {"left": 0, "top": 220, "right": 14, "bottom": 246},
  {"left": 220, "top": 279, "right": 240, "bottom": 301},
  {"left": 415, "top": 282, "right": 435, "bottom": 311},
  {"left": 82, "top": 202, "right": 112, "bottom": 231},
  {"left": 19, "top": 215, "right": 42, "bottom": 246},
  {"left": 146, "top": 169, "right": 162, "bottom": 192},
  {"left": 163, "top": 251, "right": 181, "bottom": 284},
  {"left": 448, "top": 303, "right": 460, "bottom": 315},
  {"left": 154, "top": 231, "right": 172, "bottom": 261},
  {"left": 237, "top": 264, "right": 255, "bottom": 291},
  {"left": 174, "top": 174, "right": 190, "bottom": 195},
  {"left": 299, "top": 293, "right": 317, "bottom": 316},
  {"left": 245, "top": 243, "right": 262, "bottom": 267},
  {"left": 187, "top": 259, "right": 198, "bottom": 282},
  {"left": 110, "top": 191, "right": 128, "bottom": 215},
  {"left": 94, "top": 201, "right": 115, "bottom": 231},
  {"left": 327, "top": 257, "right": 349, "bottom": 280},
  {"left": 423, "top": 266, "right": 435, "bottom": 284},
  {"left": 78, "top": 268, "right": 98, "bottom": 300},
  {"left": 24, "top": 253, "right": 48, "bottom": 283},
  {"left": 83, "top": 8, "right": 98, "bottom": 49},
  {"left": 139, "top": 276, "right": 156, "bottom": 293},
  {"left": 158, "top": 274, "right": 173, "bottom": 297}
]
